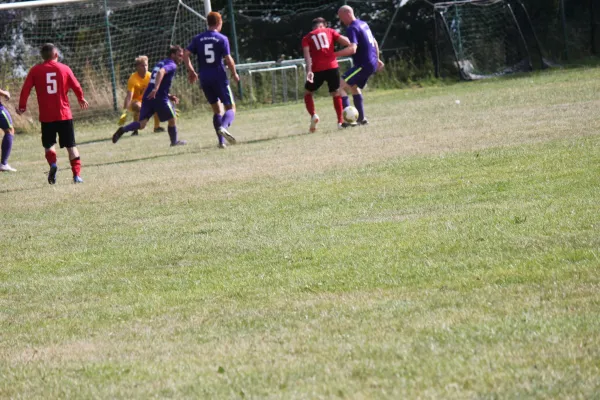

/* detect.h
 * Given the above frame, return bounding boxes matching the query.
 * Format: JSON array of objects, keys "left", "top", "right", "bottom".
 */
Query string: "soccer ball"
[{"left": 343, "top": 106, "right": 359, "bottom": 123}]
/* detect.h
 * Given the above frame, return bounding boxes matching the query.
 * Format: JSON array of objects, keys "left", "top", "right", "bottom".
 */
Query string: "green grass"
[{"left": 1, "top": 67, "right": 600, "bottom": 398}]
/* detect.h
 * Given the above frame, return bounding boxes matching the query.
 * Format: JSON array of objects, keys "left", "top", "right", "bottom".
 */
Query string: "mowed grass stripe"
[
  {"left": 1, "top": 136, "right": 599, "bottom": 397},
  {"left": 1, "top": 67, "right": 599, "bottom": 398}
]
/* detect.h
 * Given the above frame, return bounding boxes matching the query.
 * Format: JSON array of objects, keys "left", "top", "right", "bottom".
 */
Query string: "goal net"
[
  {"left": 434, "top": 0, "right": 533, "bottom": 80},
  {"left": 0, "top": 0, "right": 207, "bottom": 128}
]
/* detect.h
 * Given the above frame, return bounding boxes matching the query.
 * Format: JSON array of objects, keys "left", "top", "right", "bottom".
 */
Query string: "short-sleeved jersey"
[
  {"left": 127, "top": 71, "right": 151, "bottom": 103},
  {"left": 346, "top": 19, "right": 378, "bottom": 70},
  {"left": 18, "top": 60, "right": 84, "bottom": 123},
  {"left": 144, "top": 59, "right": 178, "bottom": 101},
  {"left": 301, "top": 28, "right": 341, "bottom": 72},
  {"left": 187, "top": 30, "right": 231, "bottom": 85}
]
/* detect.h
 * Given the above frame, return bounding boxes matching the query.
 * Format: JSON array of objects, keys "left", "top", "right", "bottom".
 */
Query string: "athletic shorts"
[
  {"left": 305, "top": 68, "right": 340, "bottom": 93},
  {"left": 41, "top": 120, "right": 76, "bottom": 149},
  {"left": 0, "top": 105, "right": 13, "bottom": 131},
  {"left": 140, "top": 99, "right": 176, "bottom": 123},
  {"left": 201, "top": 81, "right": 235, "bottom": 106},
  {"left": 342, "top": 65, "right": 376, "bottom": 89}
]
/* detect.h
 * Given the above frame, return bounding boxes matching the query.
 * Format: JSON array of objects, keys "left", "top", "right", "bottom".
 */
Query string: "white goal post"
[
  {"left": 0, "top": 0, "right": 89, "bottom": 10},
  {"left": 0, "top": 0, "right": 212, "bottom": 14}
]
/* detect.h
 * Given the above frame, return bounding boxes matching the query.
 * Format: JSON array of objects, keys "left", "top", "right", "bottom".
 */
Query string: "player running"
[
  {"left": 17, "top": 43, "right": 89, "bottom": 184},
  {"left": 118, "top": 55, "right": 164, "bottom": 136},
  {"left": 302, "top": 17, "right": 351, "bottom": 132},
  {"left": 0, "top": 88, "right": 16, "bottom": 172},
  {"left": 183, "top": 11, "right": 239, "bottom": 149},
  {"left": 335, "top": 5, "right": 385, "bottom": 125},
  {"left": 113, "top": 46, "right": 186, "bottom": 146}
]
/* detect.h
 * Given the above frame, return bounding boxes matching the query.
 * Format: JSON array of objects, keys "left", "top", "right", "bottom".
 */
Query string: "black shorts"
[
  {"left": 305, "top": 68, "right": 340, "bottom": 93},
  {"left": 41, "top": 120, "right": 76, "bottom": 149}
]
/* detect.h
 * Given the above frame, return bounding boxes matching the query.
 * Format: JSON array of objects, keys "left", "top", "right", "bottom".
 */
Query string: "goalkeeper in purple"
[
  {"left": 184, "top": 11, "right": 240, "bottom": 149},
  {"left": 335, "top": 5, "right": 385, "bottom": 125},
  {"left": 112, "top": 46, "right": 186, "bottom": 146}
]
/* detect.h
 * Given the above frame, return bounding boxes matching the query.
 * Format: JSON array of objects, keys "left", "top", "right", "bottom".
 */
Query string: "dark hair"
[
  {"left": 312, "top": 17, "right": 327, "bottom": 29},
  {"left": 207, "top": 11, "right": 222, "bottom": 27},
  {"left": 168, "top": 45, "right": 182, "bottom": 57},
  {"left": 40, "top": 43, "right": 56, "bottom": 61}
]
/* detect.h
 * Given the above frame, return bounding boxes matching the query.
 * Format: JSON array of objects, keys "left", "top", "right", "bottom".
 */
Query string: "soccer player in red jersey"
[
  {"left": 17, "top": 43, "right": 89, "bottom": 184},
  {"left": 301, "top": 17, "right": 352, "bottom": 132}
]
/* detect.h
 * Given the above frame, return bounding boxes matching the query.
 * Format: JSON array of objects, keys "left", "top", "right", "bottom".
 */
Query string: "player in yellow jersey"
[{"left": 118, "top": 56, "right": 164, "bottom": 135}]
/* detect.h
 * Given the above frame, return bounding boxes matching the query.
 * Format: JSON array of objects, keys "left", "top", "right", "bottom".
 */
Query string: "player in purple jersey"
[
  {"left": 112, "top": 46, "right": 186, "bottom": 146},
  {"left": 0, "top": 88, "right": 16, "bottom": 172},
  {"left": 183, "top": 12, "right": 240, "bottom": 149},
  {"left": 335, "top": 5, "right": 384, "bottom": 126}
]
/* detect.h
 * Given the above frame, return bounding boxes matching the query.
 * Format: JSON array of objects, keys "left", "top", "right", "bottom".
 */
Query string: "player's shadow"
[
  {"left": 77, "top": 137, "right": 114, "bottom": 145},
  {"left": 0, "top": 185, "right": 45, "bottom": 194},
  {"left": 83, "top": 129, "right": 311, "bottom": 169},
  {"left": 1, "top": 133, "right": 312, "bottom": 193},
  {"left": 85, "top": 148, "right": 204, "bottom": 168}
]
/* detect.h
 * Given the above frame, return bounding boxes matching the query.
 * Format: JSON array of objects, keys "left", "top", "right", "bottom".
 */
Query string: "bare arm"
[
  {"left": 183, "top": 49, "right": 198, "bottom": 84},
  {"left": 123, "top": 91, "right": 133, "bottom": 110},
  {"left": 68, "top": 69, "right": 88, "bottom": 109},
  {"left": 303, "top": 46, "right": 312, "bottom": 74},
  {"left": 224, "top": 55, "right": 240, "bottom": 82},
  {"left": 0, "top": 88, "right": 9, "bottom": 100},
  {"left": 147, "top": 68, "right": 165, "bottom": 100},
  {"left": 374, "top": 39, "right": 384, "bottom": 71},
  {"left": 334, "top": 43, "right": 357, "bottom": 58},
  {"left": 336, "top": 35, "right": 351, "bottom": 48},
  {"left": 303, "top": 46, "right": 313, "bottom": 83},
  {"left": 17, "top": 71, "right": 35, "bottom": 114}
]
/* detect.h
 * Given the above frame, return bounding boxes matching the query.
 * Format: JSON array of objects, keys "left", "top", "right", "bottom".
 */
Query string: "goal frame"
[
  {"left": 0, "top": 0, "right": 211, "bottom": 14},
  {"left": 0, "top": 0, "right": 89, "bottom": 11},
  {"left": 433, "top": 0, "right": 534, "bottom": 80}
]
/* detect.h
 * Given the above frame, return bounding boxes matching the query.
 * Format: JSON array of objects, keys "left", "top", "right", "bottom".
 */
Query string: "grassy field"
[{"left": 1, "top": 67, "right": 599, "bottom": 398}]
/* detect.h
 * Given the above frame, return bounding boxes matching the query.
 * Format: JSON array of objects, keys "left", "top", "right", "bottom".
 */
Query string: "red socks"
[
  {"left": 70, "top": 157, "right": 81, "bottom": 177},
  {"left": 45, "top": 149, "right": 57, "bottom": 166},
  {"left": 333, "top": 96, "right": 344, "bottom": 124},
  {"left": 304, "top": 93, "right": 315, "bottom": 116},
  {"left": 306, "top": 93, "right": 343, "bottom": 123}
]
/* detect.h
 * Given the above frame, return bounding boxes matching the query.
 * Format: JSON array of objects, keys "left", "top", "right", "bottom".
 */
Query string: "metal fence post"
[
  {"left": 103, "top": 0, "right": 118, "bottom": 111},
  {"left": 561, "top": 0, "right": 569, "bottom": 60},
  {"left": 227, "top": 0, "right": 243, "bottom": 100}
]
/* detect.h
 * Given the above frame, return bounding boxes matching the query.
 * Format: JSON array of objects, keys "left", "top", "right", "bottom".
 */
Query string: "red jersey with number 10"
[
  {"left": 19, "top": 60, "right": 85, "bottom": 123},
  {"left": 302, "top": 27, "right": 341, "bottom": 73}
]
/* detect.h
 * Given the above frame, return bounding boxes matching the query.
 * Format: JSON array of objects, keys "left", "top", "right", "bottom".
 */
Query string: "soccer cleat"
[
  {"left": 170, "top": 140, "right": 187, "bottom": 147},
  {"left": 48, "top": 165, "right": 57, "bottom": 185},
  {"left": 309, "top": 114, "right": 320, "bottom": 133},
  {"left": 0, "top": 163, "right": 17, "bottom": 172},
  {"left": 131, "top": 130, "right": 139, "bottom": 136},
  {"left": 218, "top": 142, "right": 227, "bottom": 149},
  {"left": 340, "top": 121, "right": 358, "bottom": 128},
  {"left": 358, "top": 118, "right": 369, "bottom": 126},
  {"left": 73, "top": 176, "right": 83, "bottom": 184},
  {"left": 154, "top": 127, "right": 166, "bottom": 133},
  {"left": 112, "top": 127, "right": 125, "bottom": 144},
  {"left": 218, "top": 127, "right": 236, "bottom": 144}
]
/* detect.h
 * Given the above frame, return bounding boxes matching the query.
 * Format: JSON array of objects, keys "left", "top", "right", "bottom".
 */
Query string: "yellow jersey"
[{"left": 127, "top": 71, "right": 151, "bottom": 103}]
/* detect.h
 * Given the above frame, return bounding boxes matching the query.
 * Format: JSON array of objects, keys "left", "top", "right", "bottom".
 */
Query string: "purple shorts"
[
  {"left": 201, "top": 81, "right": 235, "bottom": 106},
  {"left": 140, "top": 99, "right": 176, "bottom": 123},
  {"left": 342, "top": 65, "right": 376, "bottom": 89},
  {"left": 0, "top": 105, "right": 13, "bottom": 130}
]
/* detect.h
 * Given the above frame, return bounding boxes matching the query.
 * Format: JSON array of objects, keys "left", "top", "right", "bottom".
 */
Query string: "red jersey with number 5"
[
  {"left": 19, "top": 60, "right": 85, "bottom": 123},
  {"left": 302, "top": 27, "right": 341, "bottom": 73}
]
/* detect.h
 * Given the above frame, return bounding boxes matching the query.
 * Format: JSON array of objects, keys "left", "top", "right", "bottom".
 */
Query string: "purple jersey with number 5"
[
  {"left": 144, "top": 58, "right": 178, "bottom": 101},
  {"left": 346, "top": 19, "right": 378, "bottom": 70},
  {"left": 187, "top": 30, "right": 231, "bottom": 85}
]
